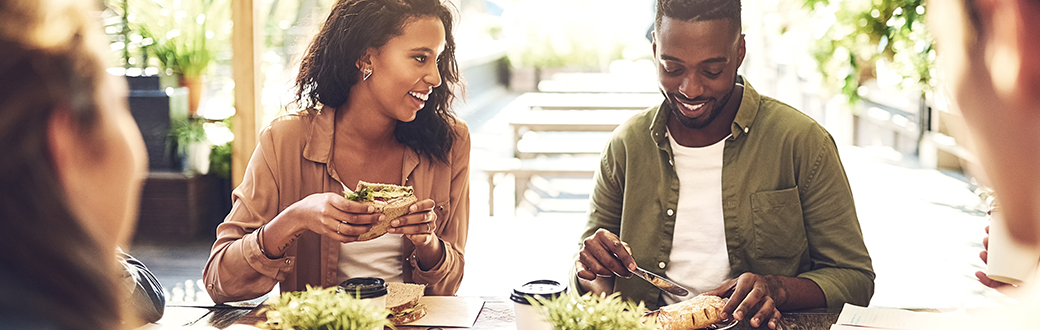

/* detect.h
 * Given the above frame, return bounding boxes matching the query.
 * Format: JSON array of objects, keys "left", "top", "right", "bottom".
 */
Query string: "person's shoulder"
[
  {"left": 264, "top": 108, "right": 320, "bottom": 134},
  {"left": 611, "top": 106, "right": 658, "bottom": 141},
  {"left": 448, "top": 116, "right": 470, "bottom": 140},
  {"left": 446, "top": 117, "right": 471, "bottom": 160},
  {"left": 755, "top": 95, "right": 832, "bottom": 143},
  {"left": 252, "top": 108, "right": 327, "bottom": 160}
]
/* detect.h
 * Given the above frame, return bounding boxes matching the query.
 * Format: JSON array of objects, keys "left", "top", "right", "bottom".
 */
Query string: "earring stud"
[{"left": 363, "top": 68, "right": 373, "bottom": 81}]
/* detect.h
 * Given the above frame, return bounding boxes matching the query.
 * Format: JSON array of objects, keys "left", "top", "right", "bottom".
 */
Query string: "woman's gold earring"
[{"left": 363, "top": 68, "right": 373, "bottom": 81}]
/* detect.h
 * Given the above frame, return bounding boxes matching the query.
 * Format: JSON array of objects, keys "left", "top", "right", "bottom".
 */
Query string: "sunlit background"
[{"left": 99, "top": 0, "right": 1000, "bottom": 316}]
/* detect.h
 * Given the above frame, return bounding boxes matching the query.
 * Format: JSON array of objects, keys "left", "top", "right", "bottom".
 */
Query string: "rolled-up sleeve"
[
  {"left": 410, "top": 123, "right": 470, "bottom": 296},
  {"left": 796, "top": 133, "right": 875, "bottom": 310},
  {"left": 568, "top": 137, "right": 626, "bottom": 294},
  {"left": 203, "top": 127, "right": 296, "bottom": 303}
]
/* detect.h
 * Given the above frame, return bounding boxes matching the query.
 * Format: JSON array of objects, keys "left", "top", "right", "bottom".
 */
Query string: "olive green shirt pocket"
[{"left": 750, "top": 187, "right": 807, "bottom": 261}]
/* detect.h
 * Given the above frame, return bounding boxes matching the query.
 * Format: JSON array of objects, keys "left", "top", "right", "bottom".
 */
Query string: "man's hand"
[
  {"left": 702, "top": 273, "right": 787, "bottom": 329},
  {"left": 576, "top": 229, "right": 636, "bottom": 280}
]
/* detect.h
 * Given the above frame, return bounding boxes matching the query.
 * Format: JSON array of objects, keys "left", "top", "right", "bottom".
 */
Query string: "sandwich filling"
[{"left": 346, "top": 183, "right": 414, "bottom": 203}]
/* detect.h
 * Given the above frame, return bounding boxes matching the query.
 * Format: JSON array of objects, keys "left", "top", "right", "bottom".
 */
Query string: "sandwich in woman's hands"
[
  {"left": 650, "top": 294, "right": 728, "bottom": 330},
  {"left": 344, "top": 181, "right": 418, "bottom": 241}
]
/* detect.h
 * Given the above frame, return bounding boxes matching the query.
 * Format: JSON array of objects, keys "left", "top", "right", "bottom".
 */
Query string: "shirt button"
[
  {"left": 666, "top": 209, "right": 674, "bottom": 216},
  {"left": 284, "top": 259, "right": 292, "bottom": 265},
  {"left": 743, "top": 126, "right": 750, "bottom": 133},
  {"left": 658, "top": 262, "right": 667, "bottom": 269},
  {"left": 668, "top": 159, "right": 673, "bottom": 166}
]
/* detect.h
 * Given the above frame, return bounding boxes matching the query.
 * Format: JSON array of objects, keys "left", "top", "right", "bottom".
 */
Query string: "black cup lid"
[
  {"left": 337, "top": 277, "right": 388, "bottom": 299},
  {"left": 510, "top": 279, "right": 566, "bottom": 305}
]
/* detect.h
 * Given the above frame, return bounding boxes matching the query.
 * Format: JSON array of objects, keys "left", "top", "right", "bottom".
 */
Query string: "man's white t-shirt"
[{"left": 662, "top": 130, "right": 732, "bottom": 305}]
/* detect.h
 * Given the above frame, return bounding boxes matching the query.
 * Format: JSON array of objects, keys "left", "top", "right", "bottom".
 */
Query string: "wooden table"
[{"left": 166, "top": 298, "right": 840, "bottom": 330}]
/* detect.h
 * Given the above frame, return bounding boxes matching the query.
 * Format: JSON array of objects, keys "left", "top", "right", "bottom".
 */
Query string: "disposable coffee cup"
[
  {"left": 987, "top": 208, "right": 1040, "bottom": 285},
  {"left": 511, "top": 280, "right": 566, "bottom": 330},
  {"left": 338, "top": 277, "right": 388, "bottom": 312}
]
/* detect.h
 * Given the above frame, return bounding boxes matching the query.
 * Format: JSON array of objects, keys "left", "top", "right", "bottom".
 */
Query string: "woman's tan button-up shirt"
[{"left": 203, "top": 108, "right": 470, "bottom": 303}]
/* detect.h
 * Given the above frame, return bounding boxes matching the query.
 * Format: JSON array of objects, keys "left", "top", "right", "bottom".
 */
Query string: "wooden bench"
[
  {"left": 484, "top": 157, "right": 599, "bottom": 216},
  {"left": 512, "top": 92, "right": 661, "bottom": 110},
  {"left": 536, "top": 72, "right": 659, "bottom": 93},
  {"left": 510, "top": 109, "right": 640, "bottom": 158}
]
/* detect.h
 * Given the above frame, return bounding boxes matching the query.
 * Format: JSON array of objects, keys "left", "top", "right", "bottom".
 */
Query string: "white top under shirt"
[
  {"left": 336, "top": 234, "right": 405, "bottom": 284},
  {"left": 663, "top": 129, "right": 732, "bottom": 305}
]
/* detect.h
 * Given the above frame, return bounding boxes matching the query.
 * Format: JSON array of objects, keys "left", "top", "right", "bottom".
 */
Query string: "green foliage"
[
  {"left": 527, "top": 292, "right": 657, "bottom": 330},
  {"left": 128, "top": 0, "right": 228, "bottom": 78},
  {"left": 344, "top": 189, "right": 372, "bottom": 202},
  {"left": 208, "top": 141, "right": 231, "bottom": 179},
  {"left": 802, "top": 0, "right": 935, "bottom": 103},
  {"left": 258, "top": 285, "right": 392, "bottom": 330},
  {"left": 169, "top": 117, "right": 206, "bottom": 156}
]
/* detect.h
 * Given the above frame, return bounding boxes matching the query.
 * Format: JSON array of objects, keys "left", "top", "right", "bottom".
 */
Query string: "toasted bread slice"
[
  {"left": 357, "top": 194, "right": 418, "bottom": 241},
  {"left": 345, "top": 181, "right": 418, "bottom": 241},
  {"left": 386, "top": 282, "right": 426, "bottom": 314}
]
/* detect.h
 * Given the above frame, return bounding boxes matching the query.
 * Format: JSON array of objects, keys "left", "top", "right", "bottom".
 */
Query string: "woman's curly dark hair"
[{"left": 294, "top": 0, "right": 460, "bottom": 163}]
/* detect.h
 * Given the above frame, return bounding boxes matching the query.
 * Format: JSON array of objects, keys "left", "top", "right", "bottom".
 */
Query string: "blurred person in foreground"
[
  {"left": 928, "top": 0, "right": 1040, "bottom": 295},
  {"left": 572, "top": 0, "right": 874, "bottom": 328},
  {"left": 0, "top": 0, "right": 151, "bottom": 328},
  {"left": 203, "top": 0, "right": 470, "bottom": 303}
]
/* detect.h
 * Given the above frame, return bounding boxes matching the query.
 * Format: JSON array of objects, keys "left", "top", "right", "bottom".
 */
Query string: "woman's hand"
[
  {"left": 976, "top": 225, "right": 1017, "bottom": 291},
  {"left": 286, "top": 192, "right": 382, "bottom": 243},
  {"left": 389, "top": 199, "right": 438, "bottom": 247},
  {"left": 388, "top": 199, "right": 443, "bottom": 270}
]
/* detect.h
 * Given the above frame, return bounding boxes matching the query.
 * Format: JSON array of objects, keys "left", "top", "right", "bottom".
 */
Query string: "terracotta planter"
[{"left": 179, "top": 75, "right": 203, "bottom": 116}]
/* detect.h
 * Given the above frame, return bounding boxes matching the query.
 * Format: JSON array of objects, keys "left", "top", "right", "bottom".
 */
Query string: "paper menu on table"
[
  {"left": 831, "top": 304, "right": 944, "bottom": 330},
  {"left": 406, "top": 296, "right": 485, "bottom": 327}
]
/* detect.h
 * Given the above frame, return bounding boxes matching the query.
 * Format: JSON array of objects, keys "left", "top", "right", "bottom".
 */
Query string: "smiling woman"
[{"left": 204, "top": 0, "right": 471, "bottom": 304}]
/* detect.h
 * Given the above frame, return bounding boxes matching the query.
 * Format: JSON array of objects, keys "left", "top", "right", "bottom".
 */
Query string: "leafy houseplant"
[
  {"left": 527, "top": 292, "right": 657, "bottom": 330},
  {"left": 258, "top": 285, "right": 392, "bottom": 330},
  {"left": 130, "top": 0, "right": 227, "bottom": 115},
  {"left": 169, "top": 117, "right": 208, "bottom": 174}
]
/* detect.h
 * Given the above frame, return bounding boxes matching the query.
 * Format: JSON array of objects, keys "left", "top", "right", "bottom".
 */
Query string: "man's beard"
[{"left": 665, "top": 87, "right": 734, "bottom": 129}]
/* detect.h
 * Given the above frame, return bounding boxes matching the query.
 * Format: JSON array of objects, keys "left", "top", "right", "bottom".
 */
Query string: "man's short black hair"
[{"left": 655, "top": 0, "right": 741, "bottom": 36}]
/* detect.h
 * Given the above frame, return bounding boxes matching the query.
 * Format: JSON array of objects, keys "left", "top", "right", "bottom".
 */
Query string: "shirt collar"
[
  {"left": 649, "top": 75, "right": 760, "bottom": 144},
  {"left": 303, "top": 108, "right": 335, "bottom": 164},
  {"left": 301, "top": 107, "right": 421, "bottom": 184}
]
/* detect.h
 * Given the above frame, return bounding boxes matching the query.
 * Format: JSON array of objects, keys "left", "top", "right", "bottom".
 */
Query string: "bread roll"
[{"left": 656, "top": 295, "right": 727, "bottom": 330}]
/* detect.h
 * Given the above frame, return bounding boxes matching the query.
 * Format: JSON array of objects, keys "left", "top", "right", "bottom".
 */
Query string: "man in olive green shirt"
[{"left": 573, "top": 1, "right": 873, "bottom": 329}]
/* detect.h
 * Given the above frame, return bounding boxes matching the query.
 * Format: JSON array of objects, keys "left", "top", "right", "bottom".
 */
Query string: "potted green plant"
[
  {"left": 130, "top": 0, "right": 227, "bottom": 115},
  {"left": 169, "top": 117, "right": 209, "bottom": 175},
  {"left": 527, "top": 292, "right": 658, "bottom": 330},
  {"left": 258, "top": 285, "right": 392, "bottom": 330}
]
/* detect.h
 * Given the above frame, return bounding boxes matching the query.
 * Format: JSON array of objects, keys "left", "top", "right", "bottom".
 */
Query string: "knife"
[
  {"left": 631, "top": 266, "right": 690, "bottom": 297},
  {"left": 611, "top": 253, "right": 690, "bottom": 296}
]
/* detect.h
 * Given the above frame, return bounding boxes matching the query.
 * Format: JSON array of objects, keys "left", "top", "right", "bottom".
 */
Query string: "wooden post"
[{"left": 231, "top": 0, "right": 262, "bottom": 188}]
